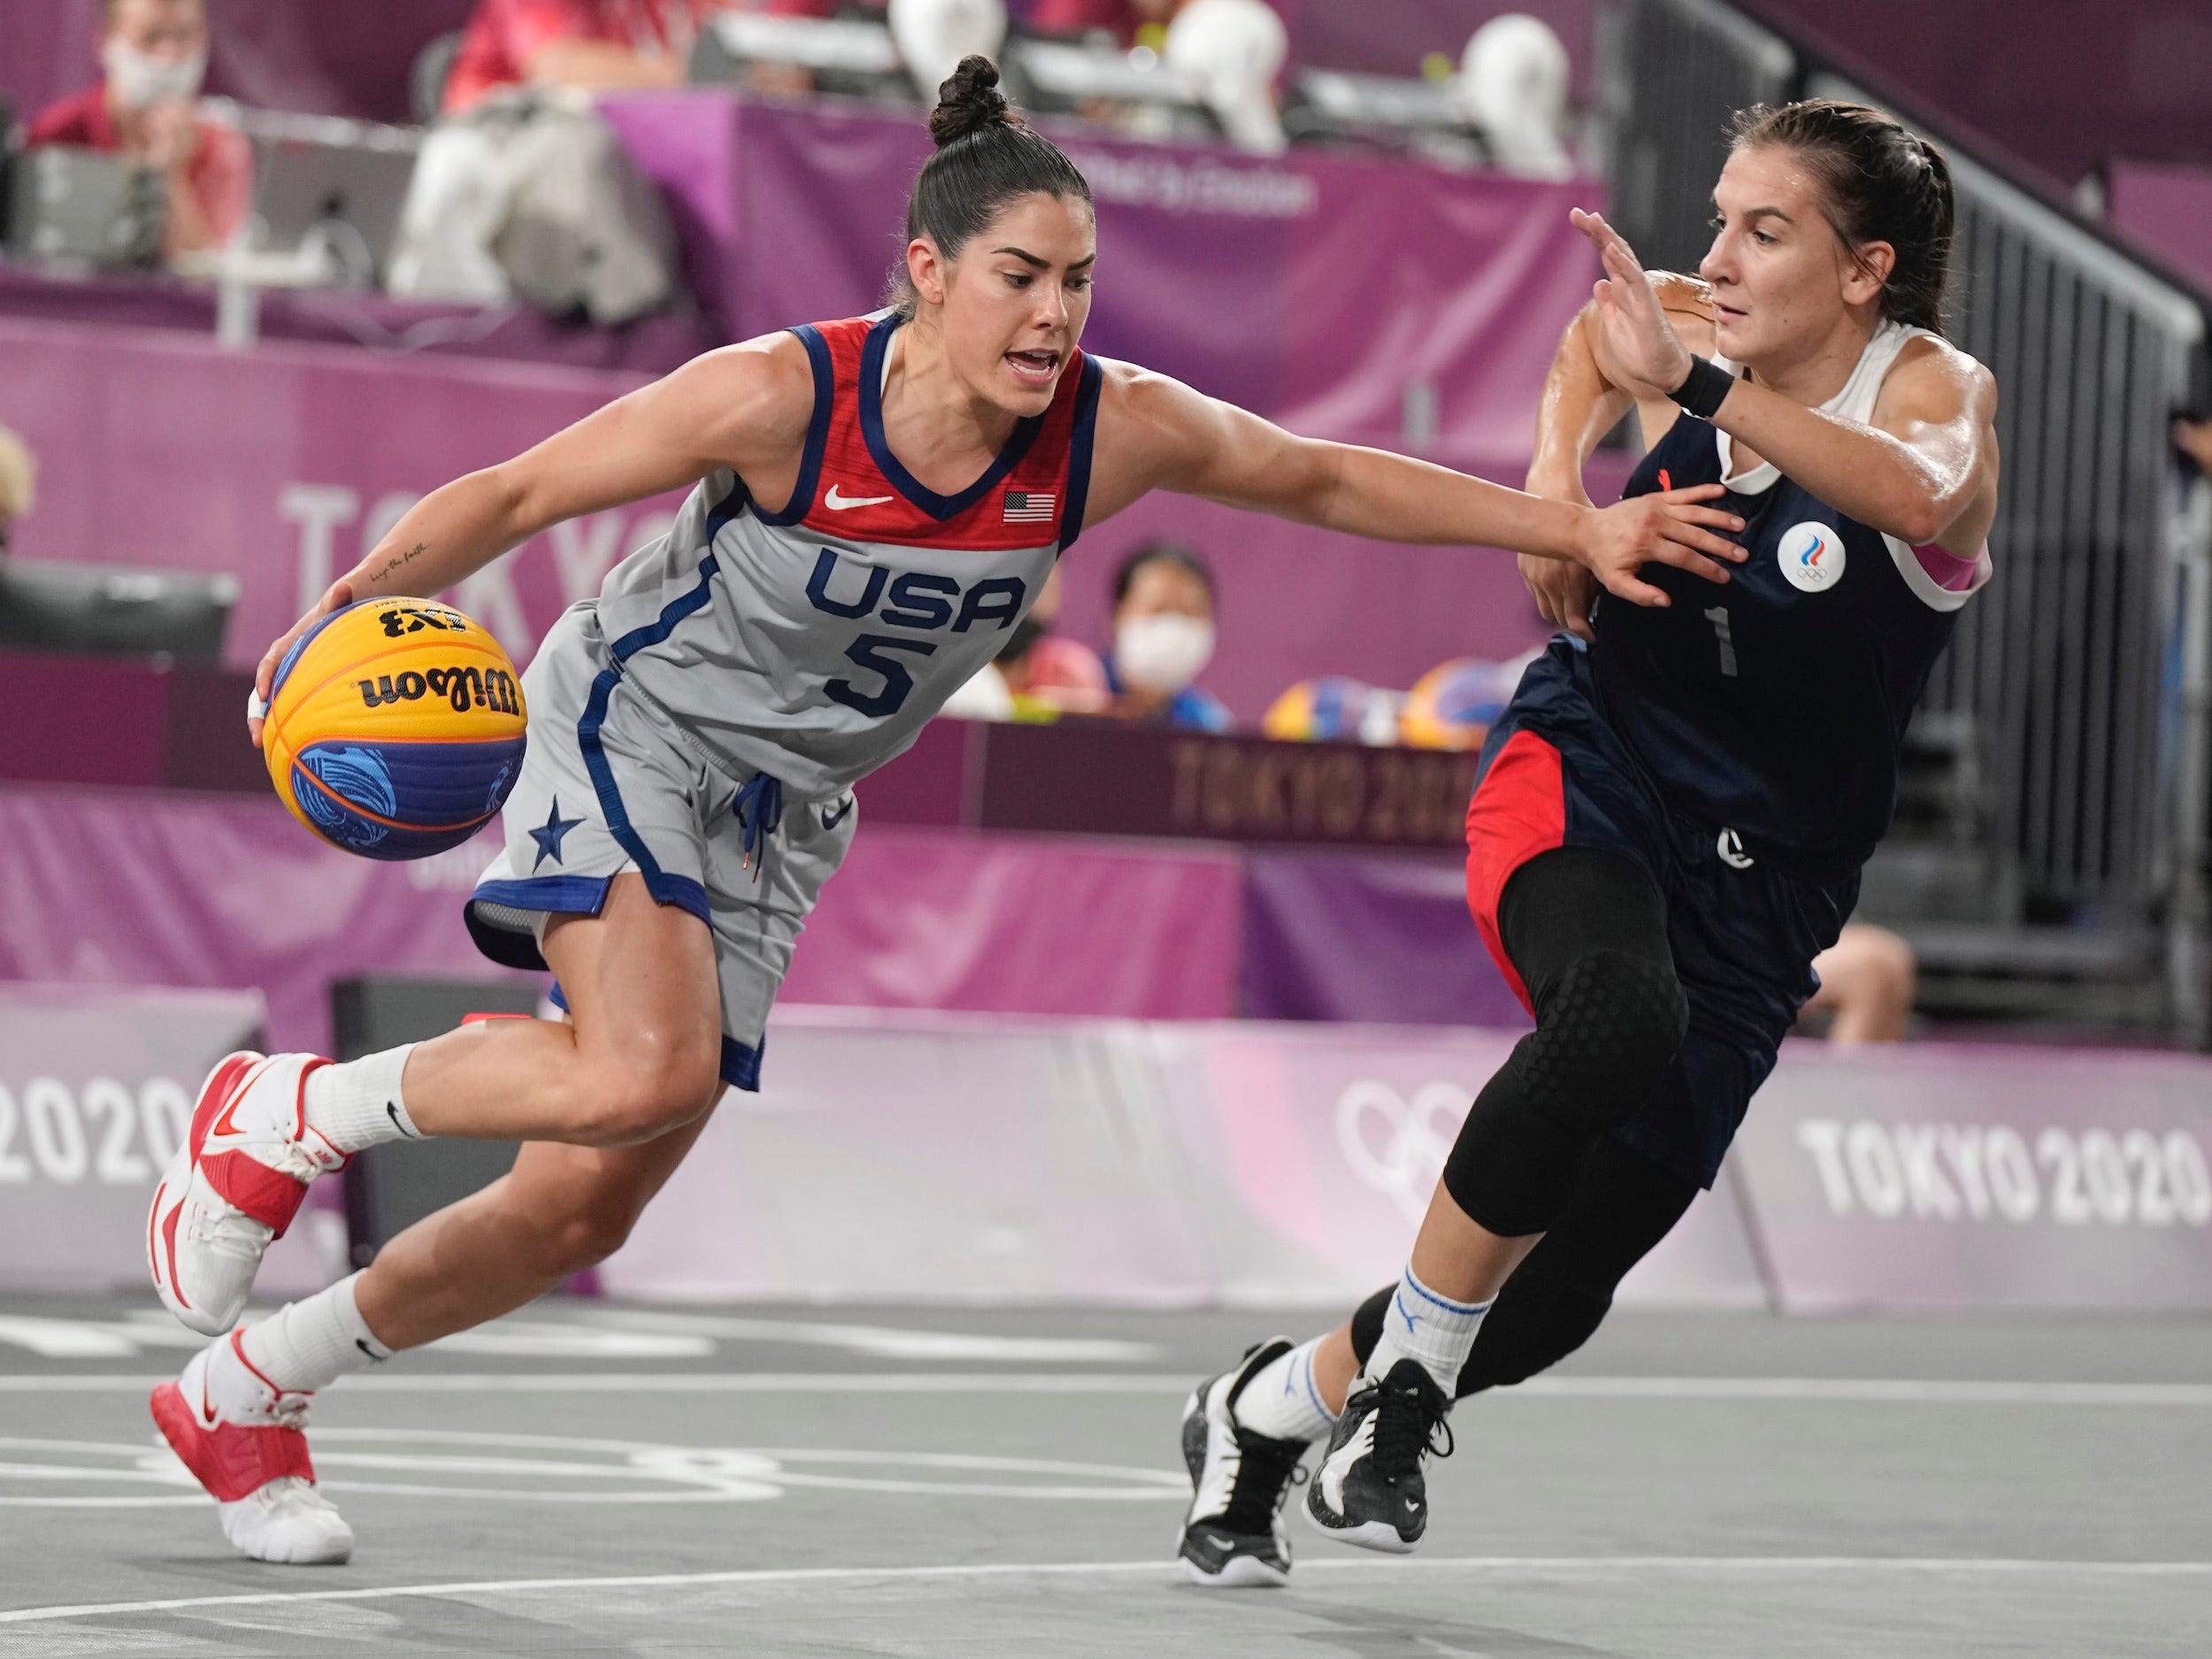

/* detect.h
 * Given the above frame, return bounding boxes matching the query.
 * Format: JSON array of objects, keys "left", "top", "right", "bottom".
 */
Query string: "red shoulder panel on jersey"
[{"left": 777, "top": 313, "right": 1100, "bottom": 552}]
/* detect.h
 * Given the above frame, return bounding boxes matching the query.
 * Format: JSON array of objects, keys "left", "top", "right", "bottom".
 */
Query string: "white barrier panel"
[
  {"left": 1731, "top": 1045, "right": 2212, "bottom": 1311},
  {"left": 0, "top": 987, "right": 347, "bottom": 1295},
  {"left": 604, "top": 1010, "right": 1769, "bottom": 1310}
]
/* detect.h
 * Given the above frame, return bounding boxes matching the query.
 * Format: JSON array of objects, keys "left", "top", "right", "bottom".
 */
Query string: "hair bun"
[{"left": 929, "top": 55, "right": 1012, "bottom": 149}]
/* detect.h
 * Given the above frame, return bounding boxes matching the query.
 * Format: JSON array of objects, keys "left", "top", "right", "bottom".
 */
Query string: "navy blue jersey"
[{"left": 1590, "top": 322, "right": 1991, "bottom": 879}]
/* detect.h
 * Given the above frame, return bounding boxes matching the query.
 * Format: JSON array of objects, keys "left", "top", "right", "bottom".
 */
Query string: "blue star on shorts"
[{"left": 529, "top": 797, "right": 584, "bottom": 872}]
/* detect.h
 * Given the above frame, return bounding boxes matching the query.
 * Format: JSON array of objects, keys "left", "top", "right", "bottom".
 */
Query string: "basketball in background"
[
  {"left": 1263, "top": 676, "right": 1398, "bottom": 744},
  {"left": 263, "top": 599, "right": 527, "bottom": 860},
  {"left": 1399, "top": 656, "right": 1529, "bottom": 750}
]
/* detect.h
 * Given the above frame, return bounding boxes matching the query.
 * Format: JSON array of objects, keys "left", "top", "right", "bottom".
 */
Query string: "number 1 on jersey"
[{"left": 1704, "top": 605, "right": 1739, "bottom": 678}]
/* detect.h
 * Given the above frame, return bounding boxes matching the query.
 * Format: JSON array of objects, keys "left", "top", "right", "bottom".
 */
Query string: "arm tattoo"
[{"left": 367, "top": 542, "right": 429, "bottom": 588}]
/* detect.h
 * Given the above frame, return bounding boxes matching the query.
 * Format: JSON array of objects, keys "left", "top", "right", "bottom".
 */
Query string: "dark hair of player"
[
  {"left": 1112, "top": 541, "right": 1217, "bottom": 610},
  {"left": 1729, "top": 99, "right": 1955, "bottom": 336},
  {"left": 889, "top": 55, "right": 1094, "bottom": 320}
]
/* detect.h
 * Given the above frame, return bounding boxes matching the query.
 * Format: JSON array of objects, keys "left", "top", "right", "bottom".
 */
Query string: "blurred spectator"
[
  {"left": 941, "top": 565, "right": 1109, "bottom": 720},
  {"left": 442, "top": 0, "right": 709, "bottom": 115},
  {"left": 1163, "top": 0, "right": 1286, "bottom": 155},
  {"left": 889, "top": 0, "right": 1009, "bottom": 102},
  {"left": 27, "top": 0, "right": 250, "bottom": 260},
  {"left": 1456, "top": 12, "right": 1573, "bottom": 180},
  {"left": 0, "top": 427, "right": 35, "bottom": 559},
  {"left": 1103, "top": 542, "right": 1233, "bottom": 732},
  {"left": 2177, "top": 418, "right": 2212, "bottom": 474},
  {"left": 1801, "top": 923, "right": 1917, "bottom": 1044}
]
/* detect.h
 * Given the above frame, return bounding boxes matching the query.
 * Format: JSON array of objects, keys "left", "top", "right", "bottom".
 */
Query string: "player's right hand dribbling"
[
  {"left": 1573, "top": 483, "right": 1745, "bottom": 610},
  {"left": 250, "top": 577, "right": 355, "bottom": 749}
]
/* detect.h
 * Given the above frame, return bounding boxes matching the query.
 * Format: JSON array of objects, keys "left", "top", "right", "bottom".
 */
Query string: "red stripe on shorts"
[{"left": 1463, "top": 729, "right": 1567, "bottom": 1016}]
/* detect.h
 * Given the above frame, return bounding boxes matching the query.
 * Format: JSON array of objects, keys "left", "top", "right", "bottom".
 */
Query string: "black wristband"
[{"left": 1668, "top": 355, "right": 1737, "bottom": 421}]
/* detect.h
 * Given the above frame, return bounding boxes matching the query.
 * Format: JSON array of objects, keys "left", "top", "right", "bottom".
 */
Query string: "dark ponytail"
[
  {"left": 1730, "top": 99, "right": 1955, "bottom": 335},
  {"left": 891, "top": 56, "right": 1093, "bottom": 319}
]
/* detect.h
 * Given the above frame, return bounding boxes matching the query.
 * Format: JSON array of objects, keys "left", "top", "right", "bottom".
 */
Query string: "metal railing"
[{"left": 1598, "top": 0, "right": 2212, "bottom": 1041}]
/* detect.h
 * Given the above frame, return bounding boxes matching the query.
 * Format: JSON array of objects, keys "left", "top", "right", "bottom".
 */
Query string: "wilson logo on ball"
[{"left": 357, "top": 665, "right": 520, "bottom": 715}]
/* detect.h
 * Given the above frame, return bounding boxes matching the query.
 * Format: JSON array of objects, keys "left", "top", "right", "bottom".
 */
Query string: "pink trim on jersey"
[{"left": 1912, "top": 541, "right": 1991, "bottom": 593}]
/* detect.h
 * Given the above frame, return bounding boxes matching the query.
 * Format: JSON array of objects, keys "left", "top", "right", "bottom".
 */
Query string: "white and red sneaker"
[
  {"left": 148, "top": 1052, "right": 346, "bottom": 1337},
  {"left": 151, "top": 1333, "right": 354, "bottom": 1564}
]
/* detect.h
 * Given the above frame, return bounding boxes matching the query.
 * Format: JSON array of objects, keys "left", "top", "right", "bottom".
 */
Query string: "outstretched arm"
[
  {"left": 249, "top": 334, "right": 816, "bottom": 743},
  {"left": 1574, "top": 208, "right": 1999, "bottom": 553},
  {"left": 1085, "top": 364, "right": 1746, "bottom": 610},
  {"left": 1518, "top": 274, "right": 1717, "bottom": 638}
]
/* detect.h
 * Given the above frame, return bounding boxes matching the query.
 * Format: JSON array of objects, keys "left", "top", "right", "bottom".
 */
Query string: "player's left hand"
[
  {"left": 1571, "top": 209, "right": 1694, "bottom": 399},
  {"left": 1574, "top": 483, "right": 1745, "bottom": 608}
]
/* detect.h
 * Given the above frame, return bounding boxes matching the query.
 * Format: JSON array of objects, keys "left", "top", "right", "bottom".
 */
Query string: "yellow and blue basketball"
[
  {"left": 1398, "top": 656, "right": 1525, "bottom": 750},
  {"left": 1263, "top": 676, "right": 1385, "bottom": 742},
  {"left": 263, "top": 598, "right": 527, "bottom": 860}
]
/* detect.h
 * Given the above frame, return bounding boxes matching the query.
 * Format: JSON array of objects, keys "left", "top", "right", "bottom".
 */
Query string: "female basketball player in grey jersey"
[{"left": 142, "top": 58, "right": 1747, "bottom": 1563}]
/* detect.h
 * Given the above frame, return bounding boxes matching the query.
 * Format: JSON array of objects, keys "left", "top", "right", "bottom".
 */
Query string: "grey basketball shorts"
[{"left": 465, "top": 604, "right": 856, "bottom": 1089}]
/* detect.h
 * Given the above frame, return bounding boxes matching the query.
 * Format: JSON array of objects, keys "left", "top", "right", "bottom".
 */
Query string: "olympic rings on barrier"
[{"left": 1334, "top": 1079, "right": 1471, "bottom": 1225}]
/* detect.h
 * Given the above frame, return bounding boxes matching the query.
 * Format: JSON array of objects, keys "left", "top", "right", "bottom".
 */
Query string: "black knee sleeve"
[
  {"left": 1440, "top": 849, "right": 1686, "bottom": 1237},
  {"left": 1457, "top": 1140, "right": 1698, "bottom": 1396},
  {"left": 1442, "top": 949, "right": 1686, "bottom": 1233}
]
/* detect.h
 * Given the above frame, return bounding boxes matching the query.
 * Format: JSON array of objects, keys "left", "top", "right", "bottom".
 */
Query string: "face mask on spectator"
[
  {"left": 103, "top": 39, "right": 207, "bottom": 109},
  {"left": 1116, "top": 614, "right": 1216, "bottom": 695}
]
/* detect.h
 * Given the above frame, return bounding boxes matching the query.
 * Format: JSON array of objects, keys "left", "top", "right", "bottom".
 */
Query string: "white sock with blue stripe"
[
  {"left": 1362, "top": 1266, "right": 1491, "bottom": 1400},
  {"left": 1233, "top": 1336, "right": 1337, "bottom": 1444}
]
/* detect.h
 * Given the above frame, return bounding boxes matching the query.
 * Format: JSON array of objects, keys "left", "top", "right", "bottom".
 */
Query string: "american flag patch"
[{"left": 1002, "top": 489, "right": 1055, "bottom": 524}]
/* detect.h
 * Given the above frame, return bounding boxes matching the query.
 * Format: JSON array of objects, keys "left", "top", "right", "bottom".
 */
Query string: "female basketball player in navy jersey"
[
  {"left": 139, "top": 58, "right": 1746, "bottom": 1564},
  {"left": 1179, "top": 99, "right": 1999, "bottom": 1586}
]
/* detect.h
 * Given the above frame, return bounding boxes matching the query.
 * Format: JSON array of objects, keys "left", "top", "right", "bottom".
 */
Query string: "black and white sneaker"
[
  {"left": 1304, "top": 1357, "right": 1453, "bottom": 1554},
  {"left": 1177, "top": 1339, "right": 1310, "bottom": 1588}
]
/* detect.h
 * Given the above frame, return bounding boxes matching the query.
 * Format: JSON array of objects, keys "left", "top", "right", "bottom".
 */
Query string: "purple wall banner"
[
  {"left": 1731, "top": 1043, "right": 2212, "bottom": 1312},
  {"left": 0, "top": 985, "right": 345, "bottom": 1295},
  {"left": 0, "top": 787, "right": 1242, "bottom": 1056},
  {"left": 784, "top": 826, "right": 1244, "bottom": 1021},
  {"left": 1240, "top": 849, "right": 1529, "bottom": 1027}
]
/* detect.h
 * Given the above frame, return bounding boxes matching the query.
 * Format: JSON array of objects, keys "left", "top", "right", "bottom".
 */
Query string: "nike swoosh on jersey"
[{"left": 825, "top": 485, "right": 895, "bottom": 511}]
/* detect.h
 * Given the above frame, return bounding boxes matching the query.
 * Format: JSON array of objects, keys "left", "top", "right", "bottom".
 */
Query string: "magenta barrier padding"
[
  {"left": 784, "top": 826, "right": 1243, "bottom": 1020},
  {"left": 1240, "top": 849, "right": 1530, "bottom": 1028},
  {"left": 0, "top": 654, "right": 170, "bottom": 787},
  {"left": 603, "top": 1007, "right": 1769, "bottom": 1308},
  {"left": 0, "top": 787, "right": 1240, "bottom": 1055},
  {"left": 2108, "top": 161, "right": 2212, "bottom": 296},
  {"left": 1732, "top": 1041, "right": 2212, "bottom": 1312},
  {"left": 0, "top": 984, "right": 344, "bottom": 1295}
]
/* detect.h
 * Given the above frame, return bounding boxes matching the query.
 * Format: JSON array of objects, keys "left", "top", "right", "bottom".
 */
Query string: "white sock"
[
  {"left": 1233, "top": 1336, "right": 1337, "bottom": 1444},
  {"left": 303, "top": 1045, "right": 421, "bottom": 1155},
  {"left": 1362, "top": 1266, "right": 1491, "bottom": 1400},
  {"left": 238, "top": 1272, "right": 395, "bottom": 1394}
]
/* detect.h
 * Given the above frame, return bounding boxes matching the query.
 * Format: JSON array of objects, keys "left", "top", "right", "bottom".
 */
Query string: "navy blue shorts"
[{"left": 1463, "top": 637, "right": 1857, "bottom": 1187}]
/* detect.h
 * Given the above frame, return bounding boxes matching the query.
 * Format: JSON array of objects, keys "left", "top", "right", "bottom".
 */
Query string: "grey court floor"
[{"left": 0, "top": 1296, "right": 2208, "bottom": 1657}]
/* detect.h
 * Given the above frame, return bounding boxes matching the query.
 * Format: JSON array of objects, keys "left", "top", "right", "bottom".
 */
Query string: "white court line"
[
  {"left": 3, "top": 1555, "right": 2208, "bottom": 1627},
  {"left": 5, "top": 1372, "right": 2212, "bottom": 1405}
]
